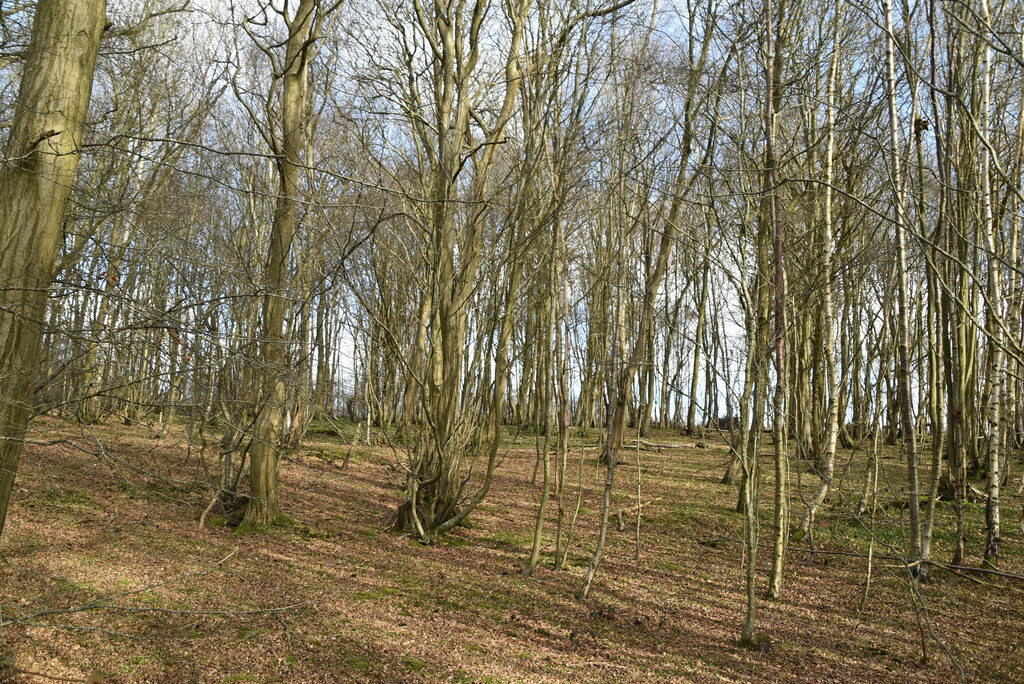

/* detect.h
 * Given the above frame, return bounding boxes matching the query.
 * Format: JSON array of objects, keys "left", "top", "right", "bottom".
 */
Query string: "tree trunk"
[
  {"left": 0, "top": 0, "right": 107, "bottom": 537},
  {"left": 245, "top": 0, "right": 319, "bottom": 526},
  {"left": 798, "top": 4, "right": 842, "bottom": 541},
  {"left": 884, "top": 0, "right": 922, "bottom": 569}
]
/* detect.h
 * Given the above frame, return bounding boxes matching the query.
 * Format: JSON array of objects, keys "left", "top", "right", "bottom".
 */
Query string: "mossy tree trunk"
[{"left": 0, "top": 0, "right": 107, "bottom": 537}]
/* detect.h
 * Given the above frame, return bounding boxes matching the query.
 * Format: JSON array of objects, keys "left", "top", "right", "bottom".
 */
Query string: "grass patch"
[
  {"left": 403, "top": 657, "right": 427, "bottom": 672},
  {"left": 352, "top": 587, "right": 401, "bottom": 601}
]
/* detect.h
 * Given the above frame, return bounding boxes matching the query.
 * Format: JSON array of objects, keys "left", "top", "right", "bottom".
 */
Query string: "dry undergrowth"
[{"left": 1, "top": 417, "right": 1022, "bottom": 682}]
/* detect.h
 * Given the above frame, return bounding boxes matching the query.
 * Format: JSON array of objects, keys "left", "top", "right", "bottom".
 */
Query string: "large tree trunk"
[
  {"left": 0, "top": 0, "right": 107, "bottom": 537},
  {"left": 245, "top": 0, "right": 318, "bottom": 526}
]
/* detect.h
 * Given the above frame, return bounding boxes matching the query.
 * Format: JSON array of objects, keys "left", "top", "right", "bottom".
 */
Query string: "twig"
[
  {"left": 10, "top": 549, "right": 240, "bottom": 627},
  {"left": 198, "top": 488, "right": 224, "bottom": 528},
  {"left": 90, "top": 600, "right": 310, "bottom": 617},
  {"left": 1, "top": 668, "right": 86, "bottom": 683},
  {"left": 929, "top": 561, "right": 1024, "bottom": 583}
]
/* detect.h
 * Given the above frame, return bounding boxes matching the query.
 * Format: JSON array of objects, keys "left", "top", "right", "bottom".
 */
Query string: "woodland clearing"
[{"left": 2, "top": 418, "right": 1021, "bottom": 683}]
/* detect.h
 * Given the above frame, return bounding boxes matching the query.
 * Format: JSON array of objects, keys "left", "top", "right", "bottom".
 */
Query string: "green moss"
[
  {"left": 395, "top": 575, "right": 423, "bottom": 588},
  {"left": 32, "top": 488, "right": 103, "bottom": 512},
  {"left": 404, "top": 657, "right": 427, "bottom": 672},
  {"left": 481, "top": 531, "right": 531, "bottom": 550},
  {"left": 352, "top": 587, "right": 401, "bottom": 601},
  {"left": 231, "top": 521, "right": 267, "bottom": 536},
  {"left": 235, "top": 627, "right": 268, "bottom": 640},
  {"left": 55, "top": 577, "right": 97, "bottom": 593},
  {"left": 443, "top": 536, "right": 472, "bottom": 547},
  {"left": 344, "top": 656, "right": 371, "bottom": 671}
]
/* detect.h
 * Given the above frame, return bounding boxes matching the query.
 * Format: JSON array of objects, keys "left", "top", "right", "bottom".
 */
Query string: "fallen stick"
[
  {"left": 616, "top": 497, "right": 662, "bottom": 531},
  {"left": 623, "top": 440, "right": 688, "bottom": 451}
]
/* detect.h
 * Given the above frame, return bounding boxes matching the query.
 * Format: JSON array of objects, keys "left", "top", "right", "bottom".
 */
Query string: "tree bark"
[
  {"left": 245, "top": 0, "right": 319, "bottom": 526},
  {"left": 0, "top": 0, "right": 107, "bottom": 537}
]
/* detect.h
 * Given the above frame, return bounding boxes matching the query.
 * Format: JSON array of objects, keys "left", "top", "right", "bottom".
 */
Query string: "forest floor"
[{"left": 2, "top": 417, "right": 1023, "bottom": 683}]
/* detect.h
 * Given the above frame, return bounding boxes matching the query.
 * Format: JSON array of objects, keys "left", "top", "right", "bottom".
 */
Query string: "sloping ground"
[{"left": 1, "top": 417, "right": 1022, "bottom": 683}]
